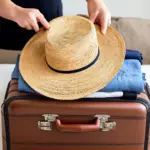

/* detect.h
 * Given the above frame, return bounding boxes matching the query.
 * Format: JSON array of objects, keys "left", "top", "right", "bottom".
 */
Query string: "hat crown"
[{"left": 45, "top": 16, "right": 99, "bottom": 72}]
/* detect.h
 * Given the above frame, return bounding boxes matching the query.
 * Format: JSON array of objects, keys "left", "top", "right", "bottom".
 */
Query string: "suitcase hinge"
[
  {"left": 38, "top": 114, "right": 58, "bottom": 131},
  {"left": 95, "top": 115, "right": 116, "bottom": 132}
]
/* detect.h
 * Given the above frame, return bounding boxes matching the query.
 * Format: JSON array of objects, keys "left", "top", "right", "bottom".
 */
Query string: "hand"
[
  {"left": 12, "top": 7, "right": 50, "bottom": 32},
  {"left": 87, "top": 0, "right": 111, "bottom": 34}
]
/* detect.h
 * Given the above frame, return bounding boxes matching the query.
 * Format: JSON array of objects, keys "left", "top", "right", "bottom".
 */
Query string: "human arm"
[
  {"left": 0, "top": 0, "right": 50, "bottom": 32},
  {"left": 87, "top": 0, "right": 111, "bottom": 34}
]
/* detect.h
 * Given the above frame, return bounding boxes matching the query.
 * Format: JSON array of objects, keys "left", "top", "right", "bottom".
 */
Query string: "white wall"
[{"left": 62, "top": 0, "right": 150, "bottom": 19}]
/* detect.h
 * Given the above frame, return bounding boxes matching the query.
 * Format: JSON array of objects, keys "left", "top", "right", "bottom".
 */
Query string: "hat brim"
[{"left": 19, "top": 23, "right": 125, "bottom": 100}]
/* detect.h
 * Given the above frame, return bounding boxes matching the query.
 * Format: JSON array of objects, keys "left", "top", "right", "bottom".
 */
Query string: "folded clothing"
[
  {"left": 86, "top": 91, "right": 137, "bottom": 99},
  {"left": 11, "top": 58, "right": 127, "bottom": 98},
  {"left": 12, "top": 62, "right": 138, "bottom": 99},
  {"left": 99, "top": 59, "right": 146, "bottom": 93},
  {"left": 11, "top": 50, "right": 142, "bottom": 78},
  {"left": 12, "top": 54, "right": 146, "bottom": 95},
  {"left": 11, "top": 55, "right": 37, "bottom": 93},
  {"left": 11, "top": 56, "right": 137, "bottom": 98},
  {"left": 126, "top": 49, "right": 143, "bottom": 64}
]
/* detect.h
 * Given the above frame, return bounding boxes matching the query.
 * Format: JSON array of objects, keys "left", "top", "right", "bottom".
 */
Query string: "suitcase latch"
[
  {"left": 38, "top": 114, "right": 58, "bottom": 131},
  {"left": 95, "top": 115, "right": 116, "bottom": 132}
]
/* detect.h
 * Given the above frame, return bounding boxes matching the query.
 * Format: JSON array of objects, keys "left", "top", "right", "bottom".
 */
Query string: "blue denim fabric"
[
  {"left": 126, "top": 49, "right": 143, "bottom": 64},
  {"left": 99, "top": 59, "right": 145, "bottom": 93},
  {"left": 11, "top": 55, "right": 37, "bottom": 93},
  {"left": 11, "top": 52, "right": 146, "bottom": 94}
]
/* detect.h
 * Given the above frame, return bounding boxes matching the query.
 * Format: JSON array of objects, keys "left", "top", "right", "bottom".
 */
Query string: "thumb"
[{"left": 89, "top": 11, "right": 99, "bottom": 23}]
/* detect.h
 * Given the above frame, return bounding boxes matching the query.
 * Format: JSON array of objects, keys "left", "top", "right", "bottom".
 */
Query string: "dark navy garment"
[{"left": 0, "top": 0, "right": 63, "bottom": 50}]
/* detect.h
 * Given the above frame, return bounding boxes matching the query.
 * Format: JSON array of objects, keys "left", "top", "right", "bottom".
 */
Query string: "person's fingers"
[
  {"left": 89, "top": 11, "right": 99, "bottom": 23},
  {"left": 36, "top": 11, "right": 50, "bottom": 30},
  {"left": 100, "top": 16, "right": 107, "bottom": 34},
  {"left": 25, "top": 24, "right": 33, "bottom": 30},
  {"left": 100, "top": 13, "right": 110, "bottom": 34},
  {"left": 29, "top": 14, "right": 40, "bottom": 32}
]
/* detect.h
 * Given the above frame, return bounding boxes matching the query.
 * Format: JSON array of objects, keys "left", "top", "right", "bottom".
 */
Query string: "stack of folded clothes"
[{"left": 11, "top": 49, "right": 146, "bottom": 99}]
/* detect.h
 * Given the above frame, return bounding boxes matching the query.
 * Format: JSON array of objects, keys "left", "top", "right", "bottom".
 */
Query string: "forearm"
[{"left": 0, "top": 0, "right": 20, "bottom": 20}]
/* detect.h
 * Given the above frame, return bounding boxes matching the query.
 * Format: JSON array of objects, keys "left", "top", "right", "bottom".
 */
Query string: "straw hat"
[{"left": 19, "top": 15, "right": 126, "bottom": 100}]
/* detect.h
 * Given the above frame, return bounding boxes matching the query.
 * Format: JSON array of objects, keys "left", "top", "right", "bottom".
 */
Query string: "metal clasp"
[
  {"left": 95, "top": 115, "right": 116, "bottom": 132},
  {"left": 38, "top": 114, "right": 58, "bottom": 131}
]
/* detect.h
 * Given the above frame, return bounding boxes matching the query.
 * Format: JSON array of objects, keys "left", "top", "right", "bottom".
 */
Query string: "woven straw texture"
[
  {"left": 45, "top": 16, "right": 98, "bottom": 71},
  {"left": 19, "top": 16, "right": 126, "bottom": 100}
]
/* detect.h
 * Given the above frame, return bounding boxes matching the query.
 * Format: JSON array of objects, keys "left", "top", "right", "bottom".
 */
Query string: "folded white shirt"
[{"left": 86, "top": 92, "right": 123, "bottom": 98}]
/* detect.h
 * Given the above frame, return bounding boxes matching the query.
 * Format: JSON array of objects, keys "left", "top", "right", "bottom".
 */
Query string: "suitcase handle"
[
  {"left": 56, "top": 118, "right": 100, "bottom": 132},
  {"left": 38, "top": 114, "right": 116, "bottom": 132}
]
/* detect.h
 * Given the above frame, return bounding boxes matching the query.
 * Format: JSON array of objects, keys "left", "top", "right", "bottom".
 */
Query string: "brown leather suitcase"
[{"left": 1, "top": 79, "right": 150, "bottom": 150}]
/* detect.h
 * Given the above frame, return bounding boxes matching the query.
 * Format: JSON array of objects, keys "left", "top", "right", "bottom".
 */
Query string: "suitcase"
[{"left": 1, "top": 79, "right": 150, "bottom": 150}]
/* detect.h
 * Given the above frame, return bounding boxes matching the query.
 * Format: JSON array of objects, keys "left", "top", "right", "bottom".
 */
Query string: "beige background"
[{"left": 63, "top": 0, "right": 150, "bottom": 19}]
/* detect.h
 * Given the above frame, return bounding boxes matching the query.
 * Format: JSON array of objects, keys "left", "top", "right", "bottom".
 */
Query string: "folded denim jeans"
[
  {"left": 11, "top": 53, "right": 146, "bottom": 95},
  {"left": 99, "top": 59, "right": 146, "bottom": 93}
]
